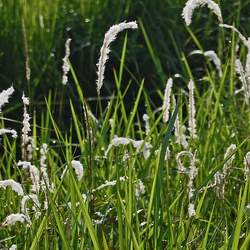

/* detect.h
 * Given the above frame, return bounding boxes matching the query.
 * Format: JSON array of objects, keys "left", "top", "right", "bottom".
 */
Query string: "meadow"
[{"left": 0, "top": 0, "right": 250, "bottom": 249}]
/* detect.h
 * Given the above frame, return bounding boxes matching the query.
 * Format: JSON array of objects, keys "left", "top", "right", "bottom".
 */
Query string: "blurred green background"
[{"left": 0, "top": 0, "right": 250, "bottom": 107}]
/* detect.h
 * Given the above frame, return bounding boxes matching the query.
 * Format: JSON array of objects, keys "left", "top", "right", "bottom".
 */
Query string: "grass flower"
[
  {"left": 40, "top": 143, "right": 52, "bottom": 191},
  {"left": 162, "top": 78, "right": 173, "bottom": 123},
  {"left": 71, "top": 160, "right": 84, "bottom": 181},
  {"left": 96, "top": 21, "right": 138, "bottom": 95},
  {"left": 176, "top": 151, "right": 198, "bottom": 217},
  {"left": 17, "top": 161, "right": 40, "bottom": 194},
  {"left": 93, "top": 176, "right": 128, "bottom": 192},
  {"left": 105, "top": 135, "right": 152, "bottom": 159},
  {"left": 21, "top": 95, "right": 34, "bottom": 160},
  {"left": 21, "top": 194, "right": 41, "bottom": 219},
  {"left": 62, "top": 38, "right": 72, "bottom": 85},
  {"left": 2, "top": 213, "right": 31, "bottom": 226},
  {"left": 135, "top": 179, "right": 146, "bottom": 198},
  {"left": 190, "top": 50, "right": 222, "bottom": 77},
  {"left": 0, "top": 86, "right": 14, "bottom": 112},
  {"left": 182, "top": 0, "right": 223, "bottom": 26},
  {"left": 143, "top": 114, "right": 150, "bottom": 136},
  {"left": 220, "top": 24, "right": 250, "bottom": 104},
  {"left": 244, "top": 152, "right": 250, "bottom": 180},
  {"left": 0, "top": 128, "right": 17, "bottom": 138},
  {"left": 0, "top": 179, "right": 24, "bottom": 196},
  {"left": 188, "top": 80, "right": 197, "bottom": 139}
]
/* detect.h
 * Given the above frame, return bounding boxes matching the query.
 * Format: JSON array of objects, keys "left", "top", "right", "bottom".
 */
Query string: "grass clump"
[{"left": 0, "top": 1, "right": 250, "bottom": 249}]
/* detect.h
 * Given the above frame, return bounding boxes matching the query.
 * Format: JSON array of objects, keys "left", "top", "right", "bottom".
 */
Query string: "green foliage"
[{"left": 1, "top": 0, "right": 250, "bottom": 249}]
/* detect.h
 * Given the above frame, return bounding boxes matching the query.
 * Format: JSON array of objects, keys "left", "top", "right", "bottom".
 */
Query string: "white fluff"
[
  {"left": 96, "top": 21, "right": 138, "bottom": 95},
  {"left": 21, "top": 194, "right": 41, "bottom": 219},
  {"left": 105, "top": 135, "right": 152, "bottom": 159},
  {"left": 244, "top": 152, "right": 250, "bottom": 180},
  {"left": 162, "top": 78, "right": 173, "bottom": 123},
  {"left": 0, "top": 128, "right": 17, "bottom": 138},
  {"left": 188, "top": 203, "right": 196, "bottom": 217},
  {"left": 17, "top": 161, "right": 40, "bottom": 194},
  {"left": 9, "top": 244, "right": 17, "bottom": 250},
  {"left": 176, "top": 151, "right": 198, "bottom": 217},
  {"left": 212, "top": 144, "right": 236, "bottom": 198},
  {"left": 143, "top": 114, "right": 150, "bottom": 136},
  {"left": 40, "top": 143, "right": 51, "bottom": 191},
  {"left": 71, "top": 160, "right": 84, "bottom": 181},
  {"left": 0, "top": 179, "right": 24, "bottom": 196},
  {"left": 93, "top": 176, "right": 128, "bottom": 192},
  {"left": 188, "top": 80, "right": 197, "bottom": 139},
  {"left": 2, "top": 213, "right": 31, "bottom": 226},
  {"left": 135, "top": 179, "right": 146, "bottom": 198},
  {"left": 21, "top": 94, "right": 33, "bottom": 160},
  {"left": 182, "top": 0, "right": 223, "bottom": 26},
  {"left": 62, "top": 38, "right": 72, "bottom": 85},
  {"left": 220, "top": 24, "right": 250, "bottom": 104},
  {"left": 223, "top": 144, "right": 236, "bottom": 177},
  {"left": 0, "top": 86, "right": 14, "bottom": 112},
  {"left": 190, "top": 50, "right": 222, "bottom": 76}
]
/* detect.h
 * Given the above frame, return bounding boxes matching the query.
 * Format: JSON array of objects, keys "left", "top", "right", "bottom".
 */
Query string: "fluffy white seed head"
[
  {"left": 188, "top": 203, "right": 196, "bottom": 217},
  {"left": 223, "top": 144, "right": 236, "bottom": 177},
  {"left": 71, "top": 160, "right": 84, "bottom": 181},
  {"left": 93, "top": 176, "right": 128, "bottom": 192},
  {"left": 17, "top": 161, "right": 40, "bottom": 194},
  {"left": 96, "top": 21, "right": 138, "bottom": 95},
  {"left": 244, "top": 152, "right": 250, "bottom": 180},
  {"left": 176, "top": 151, "right": 197, "bottom": 217},
  {"left": 0, "top": 86, "right": 14, "bottom": 112},
  {"left": 143, "top": 114, "right": 150, "bottom": 136},
  {"left": 0, "top": 179, "right": 24, "bottom": 196},
  {"left": 62, "top": 38, "right": 72, "bottom": 85},
  {"left": 40, "top": 143, "right": 51, "bottom": 191},
  {"left": 0, "top": 128, "right": 17, "bottom": 138},
  {"left": 188, "top": 80, "right": 197, "bottom": 139},
  {"left": 21, "top": 194, "right": 41, "bottom": 219},
  {"left": 220, "top": 24, "right": 248, "bottom": 47},
  {"left": 190, "top": 50, "right": 222, "bottom": 77},
  {"left": 21, "top": 94, "right": 34, "bottom": 160},
  {"left": 182, "top": 0, "right": 223, "bottom": 26},
  {"left": 135, "top": 179, "right": 146, "bottom": 198},
  {"left": 162, "top": 78, "right": 173, "bottom": 123},
  {"left": 9, "top": 244, "right": 17, "bottom": 250},
  {"left": 105, "top": 135, "right": 152, "bottom": 159},
  {"left": 2, "top": 213, "right": 31, "bottom": 226}
]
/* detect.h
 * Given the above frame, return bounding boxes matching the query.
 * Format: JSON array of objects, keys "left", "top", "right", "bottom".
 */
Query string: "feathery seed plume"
[
  {"left": 9, "top": 244, "right": 17, "bottom": 250},
  {"left": 162, "top": 78, "right": 173, "bottom": 123},
  {"left": 21, "top": 95, "right": 34, "bottom": 160},
  {"left": 190, "top": 50, "right": 222, "bottom": 77},
  {"left": 96, "top": 21, "right": 138, "bottom": 95},
  {"left": 62, "top": 38, "right": 72, "bottom": 85},
  {"left": 244, "top": 152, "right": 250, "bottom": 180},
  {"left": 176, "top": 151, "right": 198, "bottom": 217},
  {"left": 2, "top": 213, "right": 31, "bottom": 226},
  {"left": 182, "top": 0, "right": 223, "bottom": 26},
  {"left": 21, "top": 194, "right": 41, "bottom": 219},
  {"left": 71, "top": 160, "right": 84, "bottom": 181},
  {"left": 143, "top": 114, "right": 150, "bottom": 136},
  {"left": 135, "top": 179, "right": 146, "bottom": 198},
  {"left": 0, "top": 179, "right": 24, "bottom": 196},
  {"left": 40, "top": 143, "right": 51, "bottom": 191},
  {"left": 0, "top": 86, "right": 14, "bottom": 112},
  {"left": 17, "top": 161, "right": 40, "bottom": 194},
  {"left": 188, "top": 80, "right": 197, "bottom": 139},
  {"left": 0, "top": 128, "right": 17, "bottom": 138}
]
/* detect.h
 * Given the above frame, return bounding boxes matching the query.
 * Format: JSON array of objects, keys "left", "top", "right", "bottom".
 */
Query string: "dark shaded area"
[{"left": 0, "top": 0, "right": 250, "bottom": 125}]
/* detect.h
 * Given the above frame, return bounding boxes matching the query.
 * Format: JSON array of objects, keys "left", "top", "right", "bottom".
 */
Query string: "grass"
[{"left": 1, "top": 0, "right": 250, "bottom": 249}]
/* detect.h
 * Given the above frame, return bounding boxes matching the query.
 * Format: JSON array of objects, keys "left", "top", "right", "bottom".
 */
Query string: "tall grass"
[{"left": 0, "top": 1, "right": 250, "bottom": 249}]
